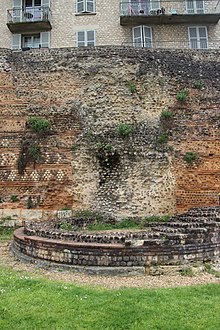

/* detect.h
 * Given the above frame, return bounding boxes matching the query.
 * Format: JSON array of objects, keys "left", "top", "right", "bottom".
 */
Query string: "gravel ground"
[{"left": 1, "top": 241, "right": 220, "bottom": 290}]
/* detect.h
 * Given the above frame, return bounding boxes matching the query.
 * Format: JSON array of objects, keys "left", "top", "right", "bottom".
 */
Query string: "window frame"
[
  {"left": 188, "top": 26, "right": 208, "bottom": 49},
  {"left": 132, "top": 25, "right": 153, "bottom": 48},
  {"left": 76, "top": 30, "right": 96, "bottom": 47},
  {"left": 186, "top": 0, "right": 205, "bottom": 14},
  {"left": 76, "top": 0, "right": 96, "bottom": 14}
]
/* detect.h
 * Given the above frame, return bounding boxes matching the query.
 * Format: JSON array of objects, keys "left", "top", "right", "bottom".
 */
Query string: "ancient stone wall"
[
  {"left": 12, "top": 207, "right": 220, "bottom": 274},
  {"left": 0, "top": 47, "right": 220, "bottom": 218}
]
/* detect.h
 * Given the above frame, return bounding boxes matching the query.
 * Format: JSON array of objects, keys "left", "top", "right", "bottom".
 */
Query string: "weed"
[
  {"left": 143, "top": 215, "right": 171, "bottom": 223},
  {"left": 27, "top": 117, "right": 51, "bottom": 135},
  {"left": 157, "top": 133, "right": 168, "bottom": 144},
  {"left": 74, "top": 210, "right": 104, "bottom": 222},
  {"left": 176, "top": 90, "right": 188, "bottom": 103},
  {"left": 117, "top": 123, "right": 134, "bottom": 137},
  {"left": 59, "top": 221, "right": 75, "bottom": 231},
  {"left": 179, "top": 267, "right": 194, "bottom": 277},
  {"left": 0, "top": 216, "right": 12, "bottom": 222},
  {"left": 10, "top": 195, "right": 18, "bottom": 203},
  {"left": 183, "top": 151, "right": 199, "bottom": 165},
  {"left": 71, "top": 144, "right": 79, "bottom": 152},
  {"left": 28, "top": 144, "right": 41, "bottom": 162},
  {"left": 193, "top": 80, "right": 204, "bottom": 90},
  {"left": 204, "top": 263, "right": 220, "bottom": 278},
  {"left": 27, "top": 197, "right": 33, "bottom": 209},
  {"left": 160, "top": 110, "right": 173, "bottom": 120},
  {"left": 61, "top": 207, "right": 71, "bottom": 211},
  {"left": 128, "top": 81, "right": 137, "bottom": 94}
]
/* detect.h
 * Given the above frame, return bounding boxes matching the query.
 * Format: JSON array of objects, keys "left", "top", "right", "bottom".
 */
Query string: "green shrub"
[
  {"left": 74, "top": 210, "right": 104, "bottom": 222},
  {"left": 27, "top": 117, "right": 51, "bottom": 134},
  {"left": 117, "top": 123, "right": 134, "bottom": 137},
  {"left": 193, "top": 80, "right": 204, "bottom": 90},
  {"left": 160, "top": 110, "right": 173, "bottom": 119},
  {"left": 59, "top": 221, "right": 75, "bottom": 231},
  {"left": 157, "top": 133, "right": 168, "bottom": 144},
  {"left": 10, "top": 195, "right": 18, "bottom": 203},
  {"left": 143, "top": 215, "right": 171, "bottom": 223},
  {"left": 183, "top": 151, "right": 199, "bottom": 165},
  {"left": 128, "top": 81, "right": 137, "bottom": 94},
  {"left": 176, "top": 90, "right": 188, "bottom": 103},
  {"left": 27, "top": 197, "right": 33, "bottom": 209},
  {"left": 28, "top": 144, "right": 41, "bottom": 162}
]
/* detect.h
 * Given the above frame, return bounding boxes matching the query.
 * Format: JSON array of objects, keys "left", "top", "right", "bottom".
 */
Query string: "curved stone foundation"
[{"left": 12, "top": 207, "right": 220, "bottom": 275}]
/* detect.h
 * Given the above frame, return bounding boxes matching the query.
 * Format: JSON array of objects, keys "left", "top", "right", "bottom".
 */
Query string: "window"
[
  {"left": 76, "top": 0, "right": 95, "bottom": 13},
  {"left": 132, "top": 26, "right": 152, "bottom": 48},
  {"left": 12, "top": 31, "right": 50, "bottom": 50},
  {"left": 77, "top": 30, "right": 96, "bottom": 47},
  {"left": 186, "top": 0, "right": 204, "bottom": 14},
  {"left": 188, "top": 26, "right": 208, "bottom": 49},
  {"left": 22, "top": 33, "right": 40, "bottom": 48}
]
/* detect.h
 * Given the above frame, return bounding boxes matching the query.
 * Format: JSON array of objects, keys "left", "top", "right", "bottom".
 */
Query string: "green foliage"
[
  {"left": 27, "top": 117, "right": 51, "bottom": 134},
  {"left": 183, "top": 151, "right": 199, "bottom": 165},
  {"left": 176, "top": 90, "right": 188, "bottom": 103},
  {"left": 144, "top": 215, "right": 171, "bottom": 223},
  {"left": 204, "top": 263, "right": 220, "bottom": 278},
  {"left": 10, "top": 195, "right": 18, "bottom": 203},
  {"left": 179, "top": 267, "right": 194, "bottom": 277},
  {"left": 27, "top": 197, "right": 33, "bottom": 209},
  {"left": 128, "top": 81, "right": 137, "bottom": 94},
  {"left": 28, "top": 144, "right": 41, "bottom": 162},
  {"left": 0, "top": 227, "right": 14, "bottom": 241},
  {"left": 87, "top": 216, "right": 171, "bottom": 231},
  {"left": 88, "top": 218, "right": 139, "bottom": 231},
  {"left": 17, "top": 142, "right": 41, "bottom": 175},
  {"left": 71, "top": 144, "right": 79, "bottom": 152},
  {"left": 117, "top": 123, "right": 134, "bottom": 137},
  {"left": 193, "top": 80, "right": 204, "bottom": 90},
  {"left": 74, "top": 210, "right": 104, "bottom": 222},
  {"left": 157, "top": 133, "right": 168, "bottom": 144},
  {"left": 0, "top": 216, "right": 12, "bottom": 226},
  {"left": 59, "top": 222, "right": 75, "bottom": 231},
  {"left": 160, "top": 110, "right": 173, "bottom": 120},
  {"left": 1, "top": 267, "right": 220, "bottom": 330}
]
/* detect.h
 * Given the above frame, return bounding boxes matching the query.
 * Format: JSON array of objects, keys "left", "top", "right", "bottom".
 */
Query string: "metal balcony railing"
[
  {"left": 120, "top": 0, "right": 220, "bottom": 16},
  {"left": 7, "top": 7, "right": 51, "bottom": 24},
  {"left": 121, "top": 39, "right": 220, "bottom": 49}
]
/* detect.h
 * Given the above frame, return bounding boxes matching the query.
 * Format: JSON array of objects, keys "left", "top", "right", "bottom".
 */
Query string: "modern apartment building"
[{"left": 0, "top": 1, "right": 220, "bottom": 50}]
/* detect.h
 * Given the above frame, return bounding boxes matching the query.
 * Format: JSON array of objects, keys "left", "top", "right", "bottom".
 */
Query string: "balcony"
[
  {"left": 7, "top": 7, "right": 52, "bottom": 33},
  {"left": 120, "top": 1, "right": 220, "bottom": 26},
  {"left": 121, "top": 39, "right": 220, "bottom": 49}
]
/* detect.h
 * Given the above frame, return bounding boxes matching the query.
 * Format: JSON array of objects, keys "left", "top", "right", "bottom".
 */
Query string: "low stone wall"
[{"left": 12, "top": 207, "right": 220, "bottom": 274}]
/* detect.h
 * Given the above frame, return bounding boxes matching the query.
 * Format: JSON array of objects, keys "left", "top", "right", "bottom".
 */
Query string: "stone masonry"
[{"left": 0, "top": 47, "right": 219, "bottom": 219}]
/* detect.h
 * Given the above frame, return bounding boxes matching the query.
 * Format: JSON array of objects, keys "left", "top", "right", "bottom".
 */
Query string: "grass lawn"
[
  {"left": 0, "top": 227, "right": 14, "bottom": 242},
  {"left": 0, "top": 266, "right": 220, "bottom": 330}
]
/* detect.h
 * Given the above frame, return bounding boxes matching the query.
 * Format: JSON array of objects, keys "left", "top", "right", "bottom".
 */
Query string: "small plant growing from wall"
[
  {"left": 193, "top": 80, "right": 204, "bottom": 90},
  {"left": 117, "top": 123, "right": 134, "bottom": 137},
  {"left": 176, "top": 90, "right": 188, "bottom": 103},
  {"left": 160, "top": 109, "right": 173, "bottom": 120},
  {"left": 10, "top": 195, "right": 18, "bottom": 203},
  {"left": 17, "top": 141, "right": 42, "bottom": 175},
  {"left": 27, "top": 196, "right": 33, "bottom": 209},
  {"left": 27, "top": 117, "right": 51, "bottom": 136},
  {"left": 127, "top": 81, "right": 137, "bottom": 94},
  {"left": 183, "top": 151, "right": 199, "bottom": 165},
  {"left": 157, "top": 133, "right": 169, "bottom": 144}
]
